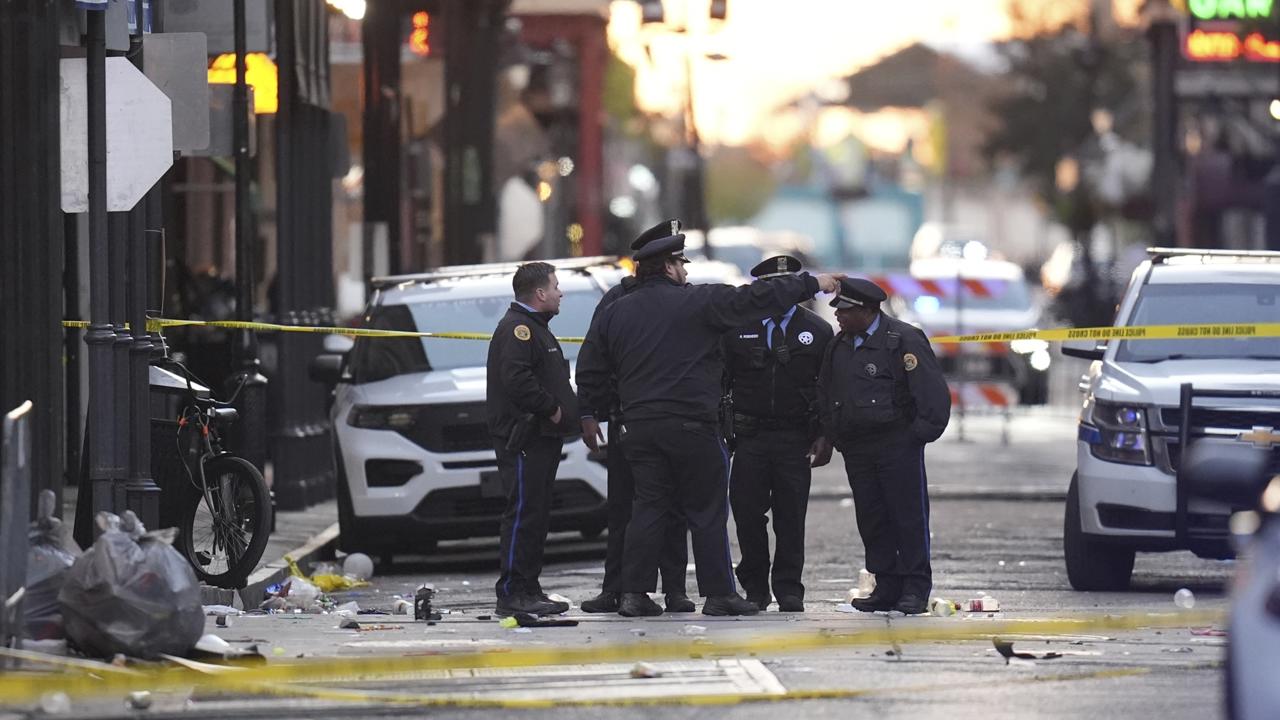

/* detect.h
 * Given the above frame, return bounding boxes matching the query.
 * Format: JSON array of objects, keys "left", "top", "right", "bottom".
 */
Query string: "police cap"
[
  {"left": 750, "top": 255, "right": 803, "bottom": 279},
  {"left": 829, "top": 277, "right": 888, "bottom": 309},
  {"left": 633, "top": 232, "right": 689, "bottom": 262},
  {"left": 631, "top": 218, "right": 683, "bottom": 251}
]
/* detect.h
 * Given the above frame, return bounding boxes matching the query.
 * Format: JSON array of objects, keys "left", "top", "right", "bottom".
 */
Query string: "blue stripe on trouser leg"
[
  {"left": 503, "top": 452, "right": 526, "bottom": 597},
  {"left": 918, "top": 446, "right": 930, "bottom": 555},
  {"left": 717, "top": 439, "right": 737, "bottom": 594}
]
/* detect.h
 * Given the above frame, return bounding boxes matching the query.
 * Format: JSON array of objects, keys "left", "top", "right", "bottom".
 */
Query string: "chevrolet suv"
[
  {"left": 1063, "top": 248, "right": 1280, "bottom": 590},
  {"left": 312, "top": 258, "right": 623, "bottom": 561}
]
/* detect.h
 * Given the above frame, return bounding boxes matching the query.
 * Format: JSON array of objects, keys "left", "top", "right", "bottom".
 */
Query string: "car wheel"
[{"left": 1064, "top": 474, "right": 1135, "bottom": 591}]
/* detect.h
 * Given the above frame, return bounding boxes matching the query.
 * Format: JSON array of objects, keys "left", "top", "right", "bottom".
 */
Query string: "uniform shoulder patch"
[
  {"left": 514, "top": 324, "right": 532, "bottom": 341},
  {"left": 798, "top": 330, "right": 814, "bottom": 345},
  {"left": 903, "top": 353, "right": 919, "bottom": 371}
]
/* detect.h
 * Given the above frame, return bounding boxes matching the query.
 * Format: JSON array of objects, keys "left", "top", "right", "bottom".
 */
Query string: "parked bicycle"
[{"left": 163, "top": 360, "right": 271, "bottom": 588}]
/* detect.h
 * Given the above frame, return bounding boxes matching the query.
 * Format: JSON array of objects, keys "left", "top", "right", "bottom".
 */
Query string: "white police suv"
[
  {"left": 312, "top": 258, "right": 624, "bottom": 560},
  {"left": 1063, "top": 248, "right": 1280, "bottom": 590}
]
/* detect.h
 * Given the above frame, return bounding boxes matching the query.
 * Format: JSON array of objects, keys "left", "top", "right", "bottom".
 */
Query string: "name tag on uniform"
[{"left": 739, "top": 333, "right": 760, "bottom": 339}]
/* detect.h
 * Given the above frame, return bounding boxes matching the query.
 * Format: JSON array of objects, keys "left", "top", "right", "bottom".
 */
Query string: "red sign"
[
  {"left": 1185, "top": 28, "right": 1280, "bottom": 61},
  {"left": 409, "top": 12, "right": 432, "bottom": 57}
]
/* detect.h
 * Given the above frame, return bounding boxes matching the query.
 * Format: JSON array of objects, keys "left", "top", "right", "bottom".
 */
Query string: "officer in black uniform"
[
  {"left": 577, "top": 230, "right": 843, "bottom": 617},
  {"left": 486, "top": 262, "right": 579, "bottom": 617},
  {"left": 817, "top": 278, "right": 950, "bottom": 615},
  {"left": 723, "top": 255, "right": 835, "bottom": 613},
  {"left": 579, "top": 220, "right": 693, "bottom": 615}
]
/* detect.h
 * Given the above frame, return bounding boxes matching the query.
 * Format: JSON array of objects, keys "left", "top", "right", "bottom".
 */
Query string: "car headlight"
[
  {"left": 1079, "top": 398, "right": 1151, "bottom": 466},
  {"left": 348, "top": 405, "right": 417, "bottom": 430}
]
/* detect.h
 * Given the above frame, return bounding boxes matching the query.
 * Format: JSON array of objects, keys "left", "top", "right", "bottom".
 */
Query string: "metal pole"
[
  {"left": 683, "top": 47, "right": 710, "bottom": 256},
  {"left": 85, "top": 9, "right": 120, "bottom": 522},
  {"left": 229, "top": 0, "right": 269, "bottom": 475},
  {"left": 1149, "top": 12, "right": 1178, "bottom": 248}
]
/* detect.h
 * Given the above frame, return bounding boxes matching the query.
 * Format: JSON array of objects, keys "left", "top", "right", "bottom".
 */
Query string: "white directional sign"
[{"left": 60, "top": 57, "right": 174, "bottom": 213}]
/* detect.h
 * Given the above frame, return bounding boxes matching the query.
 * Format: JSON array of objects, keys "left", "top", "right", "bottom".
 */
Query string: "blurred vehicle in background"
[
  {"left": 908, "top": 222, "right": 988, "bottom": 262},
  {"left": 1182, "top": 439, "right": 1280, "bottom": 720},
  {"left": 683, "top": 227, "right": 819, "bottom": 278},
  {"left": 894, "top": 254, "right": 1051, "bottom": 405},
  {"left": 1063, "top": 248, "right": 1280, "bottom": 591}
]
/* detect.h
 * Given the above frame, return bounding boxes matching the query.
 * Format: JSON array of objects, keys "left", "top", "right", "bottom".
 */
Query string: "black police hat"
[
  {"left": 750, "top": 255, "right": 802, "bottom": 279},
  {"left": 633, "top": 233, "right": 689, "bottom": 262},
  {"left": 631, "top": 218, "right": 683, "bottom": 251},
  {"left": 829, "top": 277, "right": 887, "bottom": 309}
]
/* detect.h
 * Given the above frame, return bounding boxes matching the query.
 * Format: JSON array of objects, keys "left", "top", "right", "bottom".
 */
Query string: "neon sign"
[
  {"left": 409, "top": 12, "right": 432, "bottom": 57},
  {"left": 1185, "top": 29, "right": 1280, "bottom": 61},
  {"left": 1187, "top": 0, "right": 1274, "bottom": 20}
]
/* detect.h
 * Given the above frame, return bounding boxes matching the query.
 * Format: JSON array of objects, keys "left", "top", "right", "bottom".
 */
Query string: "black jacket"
[
  {"left": 486, "top": 304, "right": 577, "bottom": 439},
  {"left": 817, "top": 312, "right": 950, "bottom": 446},
  {"left": 577, "top": 273, "right": 820, "bottom": 424},
  {"left": 723, "top": 305, "right": 833, "bottom": 422},
  {"left": 575, "top": 276, "right": 638, "bottom": 422}
]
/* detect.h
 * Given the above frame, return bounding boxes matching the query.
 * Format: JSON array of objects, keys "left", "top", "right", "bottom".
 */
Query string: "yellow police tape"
[
  {"left": 0, "top": 609, "right": 1225, "bottom": 706},
  {"left": 62, "top": 318, "right": 1280, "bottom": 346}
]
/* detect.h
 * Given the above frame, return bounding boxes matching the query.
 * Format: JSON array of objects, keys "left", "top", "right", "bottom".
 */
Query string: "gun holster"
[{"left": 718, "top": 395, "right": 736, "bottom": 450}]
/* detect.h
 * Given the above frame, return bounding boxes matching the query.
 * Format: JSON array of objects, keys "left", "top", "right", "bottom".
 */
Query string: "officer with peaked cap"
[
  {"left": 578, "top": 220, "right": 693, "bottom": 615},
  {"left": 817, "top": 277, "right": 950, "bottom": 615},
  {"left": 722, "top": 256, "right": 834, "bottom": 612},
  {"left": 577, "top": 230, "right": 844, "bottom": 617}
]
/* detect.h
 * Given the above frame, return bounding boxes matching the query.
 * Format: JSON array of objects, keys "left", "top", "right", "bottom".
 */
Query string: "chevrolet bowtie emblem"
[{"left": 1238, "top": 426, "right": 1280, "bottom": 449}]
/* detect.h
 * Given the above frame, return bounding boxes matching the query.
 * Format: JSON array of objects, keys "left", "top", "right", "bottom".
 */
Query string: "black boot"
[
  {"left": 893, "top": 594, "right": 928, "bottom": 615},
  {"left": 618, "top": 592, "right": 664, "bottom": 617},
  {"left": 580, "top": 591, "right": 620, "bottom": 614},
  {"left": 702, "top": 594, "right": 760, "bottom": 616},
  {"left": 776, "top": 595, "right": 804, "bottom": 613},
  {"left": 745, "top": 594, "right": 771, "bottom": 611},
  {"left": 665, "top": 593, "right": 696, "bottom": 613},
  {"left": 496, "top": 593, "right": 561, "bottom": 617}
]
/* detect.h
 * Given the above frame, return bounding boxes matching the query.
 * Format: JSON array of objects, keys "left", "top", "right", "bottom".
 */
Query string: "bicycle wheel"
[{"left": 179, "top": 455, "right": 271, "bottom": 588}]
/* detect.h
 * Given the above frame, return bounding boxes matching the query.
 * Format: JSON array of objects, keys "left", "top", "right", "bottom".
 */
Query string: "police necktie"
[
  {"left": 771, "top": 317, "right": 790, "bottom": 365},
  {"left": 854, "top": 331, "right": 869, "bottom": 349}
]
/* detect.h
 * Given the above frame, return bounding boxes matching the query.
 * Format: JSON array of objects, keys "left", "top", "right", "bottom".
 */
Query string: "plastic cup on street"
[{"left": 1174, "top": 588, "right": 1195, "bottom": 609}]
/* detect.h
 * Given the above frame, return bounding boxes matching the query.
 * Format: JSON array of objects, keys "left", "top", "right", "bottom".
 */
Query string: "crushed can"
[
  {"left": 413, "top": 584, "right": 437, "bottom": 621},
  {"left": 964, "top": 596, "right": 1000, "bottom": 612}
]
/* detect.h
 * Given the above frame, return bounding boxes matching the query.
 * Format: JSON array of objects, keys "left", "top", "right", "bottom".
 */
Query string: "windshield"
[
  {"left": 350, "top": 288, "right": 602, "bottom": 383},
  {"left": 685, "top": 245, "right": 762, "bottom": 277},
  {"left": 908, "top": 277, "right": 1032, "bottom": 314},
  {"left": 1116, "top": 282, "right": 1280, "bottom": 363}
]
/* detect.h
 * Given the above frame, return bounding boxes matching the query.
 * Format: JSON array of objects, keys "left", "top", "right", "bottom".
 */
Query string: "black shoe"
[
  {"left": 665, "top": 593, "right": 696, "bottom": 613},
  {"left": 745, "top": 594, "right": 771, "bottom": 611},
  {"left": 702, "top": 594, "right": 760, "bottom": 616},
  {"left": 848, "top": 591, "right": 900, "bottom": 613},
  {"left": 618, "top": 592, "right": 664, "bottom": 617},
  {"left": 537, "top": 594, "right": 571, "bottom": 614},
  {"left": 496, "top": 593, "right": 561, "bottom": 617},
  {"left": 776, "top": 595, "right": 804, "bottom": 613},
  {"left": 580, "top": 591, "right": 620, "bottom": 614},
  {"left": 893, "top": 594, "right": 928, "bottom": 615}
]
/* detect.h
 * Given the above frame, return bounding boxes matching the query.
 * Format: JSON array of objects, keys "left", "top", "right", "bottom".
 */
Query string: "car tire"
[{"left": 1064, "top": 474, "right": 1135, "bottom": 591}]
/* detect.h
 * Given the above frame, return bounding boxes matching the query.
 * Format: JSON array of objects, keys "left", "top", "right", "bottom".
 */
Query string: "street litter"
[
  {"left": 631, "top": 662, "right": 663, "bottom": 678},
  {"left": 333, "top": 601, "right": 362, "bottom": 617},
  {"left": 391, "top": 596, "right": 413, "bottom": 615},
  {"left": 1174, "top": 588, "right": 1196, "bottom": 609},
  {"left": 39, "top": 691, "right": 72, "bottom": 715},
  {"left": 1163, "top": 647, "right": 1194, "bottom": 653},
  {"left": 499, "top": 616, "right": 519, "bottom": 629},
  {"left": 680, "top": 625, "right": 707, "bottom": 636},
  {"left": 992, "top": 638, "right": 1062, "bottom": 663},
  {"left": 928, "top": 598, "right": 958, "bottom": 617},
  {"left": 835, "top": 603, "right": 857, "bottom": 613},
  {"left": 59, "top": 511, "right": 204, "bottom": 660},
  {"left": 414, "top": 584, "right": 441, "bottom": 621},
  {"left": 339, "top": 617, "right": 361, "bottom": 630},
  {"left": 964, "top": 596, "right": 1001, "bottom": 612},
  {"left": 513, "top": 627, "right": 533, "bottom": 634},
  {"left": 1190, "top": 627, "right": 1227, "bottom": 637},
  {"left": 202, "top": 605, "right": 240, "bottom": 617},
  {"left": 215, "top": 615, "right": 231, "bottom": 629},
  {"left": 25, "top": 490, "right": 80, "bottom": 641},
  {"left": 630, "top": 628, "right": 647, "bottom": 637},
  {"left": 261, "top": 576, "right": 321, "bottom": 612},
  {"left": 513, "top": 613, "right": 578, "bottom": 628},
  {"left": 285, "top": 555, "right": 369, "bottom": 593},
  {"left": 342, "top": 552, "right": 375, "bottom": 581},
  {"left": 125, "top": 691, "right": 152, "bottom": 711}
]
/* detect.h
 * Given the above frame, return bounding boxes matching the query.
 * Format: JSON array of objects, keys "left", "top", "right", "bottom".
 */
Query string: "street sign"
[
  {"left": 142, "top": 33, "right": 212, "bottom": 153},
  {"left": 59, "top": 57, "right": 174, "bottom": 213}
]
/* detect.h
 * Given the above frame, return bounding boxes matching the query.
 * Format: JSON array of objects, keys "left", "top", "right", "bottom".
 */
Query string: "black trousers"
[
  {"left": 602, "top": 419, "right": 688, "bottom": 595},
  {"left": 729, "top": 428, "right": 812, "bottom": 601},
  {"left": 620, "top": 418, "right": 736, "bottom": 597},
  {"left": 840, "top": 434, "right": 932, "bottom": 598},
  {"left": 494, "top": 434, "right": 563, "bottom": 599}
]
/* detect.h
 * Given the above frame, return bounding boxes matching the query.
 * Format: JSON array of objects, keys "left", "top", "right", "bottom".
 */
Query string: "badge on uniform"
[
  {"left": 798, "top": 331, "right": 814, "bottom": 345},
  {"left": 514, "top": 325, "right": 531, "bottom": 341},
  {"left": 903, "top": 353, "right": 918, "bottom": 371},
  {"left": 864, "top": 363, "right": 877, "bottom": 376}
]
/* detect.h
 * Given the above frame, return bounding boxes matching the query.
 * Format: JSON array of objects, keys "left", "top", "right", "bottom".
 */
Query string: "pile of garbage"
[{"left": 257, "top": 553, "right": 373, "bottom": 613}]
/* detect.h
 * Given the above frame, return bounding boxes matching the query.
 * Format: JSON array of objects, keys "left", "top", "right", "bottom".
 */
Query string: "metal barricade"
[{"left": 1, "top": 401, "right": 33, "bottom": 657}]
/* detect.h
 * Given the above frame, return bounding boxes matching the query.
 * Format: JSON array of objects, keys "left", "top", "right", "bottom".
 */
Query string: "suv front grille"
[
  {"left": 412, "top": 479, "right": 604, "bottom": 521},
  {"left": 1159, "top": 407, "right": 1280, "bottom": 432},
  {"left": 395, "top": 401, "right": 493, "bottom": 453}
]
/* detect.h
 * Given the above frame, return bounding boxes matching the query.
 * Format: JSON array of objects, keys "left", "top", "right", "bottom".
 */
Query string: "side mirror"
[
  {"left": 1061, "top": 341, "right": 1105, "bottom": 361},
  {"left": 309, "top": 353, "right": 346, "bottom": 385},
  {"left": 1182, "top": 439, "right": 1272, "bottom": 508}
]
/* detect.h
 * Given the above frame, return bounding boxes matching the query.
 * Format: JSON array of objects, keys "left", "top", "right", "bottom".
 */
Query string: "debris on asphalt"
[
  {"left": 1174, "top": 588, "right": 1196, "bottom": 609},
  {"left": 928, "top": 598, "right": 957, "bottom": 616},
  {"left": 286, "top": 555, "right": 369, "bottom": 593},
  {"left": 333, "top": 601, "right": 361, "bottom": 617},
  {"left": 631, "top": 662, "right": 663, "bottom": 679},
  {"left": 835, "top": 603, "right": 857, "bottom": 613},
  {"left": 343, "top": 553, "right": 375, "bottom": 581},
  {"left": 680, "top": 624, "right": 707, "bottom": 636},
  {"left": 1163, "top": 647, "right": 1194, "bottom": 653},
  {"left": 339, "top": 617, "right": 361, "bottom": 630},
  {"left": 59, "top": 511, "right": 204, "bottom": 660},
  {"left": 25, "top": 489, "right": 80, "bottom": 641},
  {"left": 992, "top": 638, "right": 1062, "bottom": 663},
  {"left": 630, "top": 628, "right": 647, "bottom": 637},
  {"left": 1190, "top": 627, "right": 1227, "bottom": 637},
  {"left": 499, "top": 616, "right": 519, "bottom": 629},
  {"left": 964, "top": 596, "right": 1001, "bottom": 612},
  {"left": 513, "top": 613, "right": 579, "bottom": 628},
  {"left": 202, "top": 605, "right": 240, "bottom": 617},
  {"left": 215, "top": 615, "right": 231, "bottom": 629},
  {"left": 391, "top": 596, "right": 413, "bottom": 615},
  {"left": 39, "top": 691, "right": 72, "bottom": 714},
  {"left": 414, "top": 584, "right": 441, "bottom": 621},
  {"left": 513, "top": 627, "right": 533, "bottom": 634},
  {"left": 125, "top": 691, "right": 153, "bottom": 711},
  {"left": 261, "top": 576, "right": 321, "bottom": 612}
]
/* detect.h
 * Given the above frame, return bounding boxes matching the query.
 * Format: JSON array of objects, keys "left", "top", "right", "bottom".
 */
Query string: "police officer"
[
  {"left": 579, "top": 220, "right": 693, "bottom": 615},
  {"left": 577, "top": 229, "right": 843, "bottom": 617},
  {"left": 817, "top": 278, "right": 950, "bottom": 615},
  {"left": 723, "top": 255, "right": 834, "bottom": 613},
  {"left": 486, "top": 262, "right": 579, "bottom": 617}
]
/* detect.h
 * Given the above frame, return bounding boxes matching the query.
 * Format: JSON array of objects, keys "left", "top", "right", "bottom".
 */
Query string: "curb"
[
  {"left": 239, "top": 522, "right": 341, "bottom": 609},
  {"left": 810, "top": 487, "right": 1066, "bottom": 503}
]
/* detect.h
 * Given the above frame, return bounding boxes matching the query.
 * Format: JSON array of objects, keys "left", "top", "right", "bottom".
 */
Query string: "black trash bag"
[
  {"left": 25, "top": 490, "right": 80, "bottom": 640},
  {"left": 59, "top": 511, "right": 204, "bottom": 660}
]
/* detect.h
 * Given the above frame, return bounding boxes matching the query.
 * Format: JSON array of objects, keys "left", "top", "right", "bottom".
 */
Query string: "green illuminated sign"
[{"left": 1188, "top": 0, "right": 1274, "bottom": 20}]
